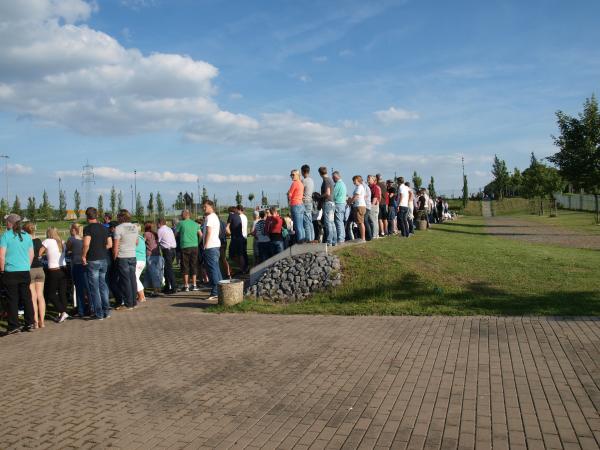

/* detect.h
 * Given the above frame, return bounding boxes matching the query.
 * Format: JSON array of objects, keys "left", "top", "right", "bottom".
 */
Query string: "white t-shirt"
[
  {"left": 398, "top": 184, "right": 410, "bottom": 207},
  {"left": 353, "top": 184, "right": 366, "bottom": 207},
  {"left": 42, "top": 238, "right": 66, "bottom": 269},
  {"left": 240, "top": 213, "right": 248, "bottom": 238},
  {"left": 204, "top": 213, "right": 221, "bottom": 249}
]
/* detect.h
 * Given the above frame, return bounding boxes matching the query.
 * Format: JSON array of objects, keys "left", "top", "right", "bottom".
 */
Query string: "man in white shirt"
[
  {"left": 202, "top": 200, "right": 223, "bottom": 300},
  {"left": 157, "top": 218, "right": 177, "bottom": 294},
  {"left": 397, "top": 177, "right": 410, "bottom": 238}
]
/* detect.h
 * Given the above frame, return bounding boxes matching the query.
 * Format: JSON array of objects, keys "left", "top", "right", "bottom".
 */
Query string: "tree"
[
  {"left": 147, "top": 192, "right": 154, "bottom": 219},
  {"left": 0, "top": 198, "right": 9, "bottom": 219},
  {"left": 248, "top": 193, "right": 255, "bottom": 205},
  {"left": 156, "top": 192, "right": 165, "bottom": 219},
  {"left": 173, "top": 192, "right": 185, "bottom": 210},
  {"left": 117, "top": 190, "right": 124, "bottom": 211},
  {"left": 549, "top": 94, "right": 600, "bottom": 193},
  {"left": 510, "top": 168, "right": 523, "bottom": 197},
  {"left": 235, "top": 190, "right": 243, "bottom": 206},
  {"left": 12, "top": 196, "right": 22, "bottom": 216},
  {"left": 261, "top": 190, "right": 268, "bottom": 207},
  {"left": 522, "top": 152, "right": 564, "bottom": 215},
  {"left": 38, "top": 190, "right": 52, "bottom": 220},
  {"left": 27, "top": 196, "right": 37, "bottom": 222},
  {"left": 462, "top": 175, "right": 469, "bottom": 207},
  {"left": 58, "top": 189, "right": 67, "bottom": 220},
  {"left": 427, "top": 177, "right": 436, "bottom": 199},
  {"left": 201, "top": 186, "right": 209, "bottom": 204},
  {"left": 97, "top": 194, "right": 104, "bottom": 217},
  {"left": 74, "top": 189, "right": 81, "bottom": 213},
  {"left": 110, "top": 186, "right": 117, "bottom": 216},
  {"left": 412, "top": 171, "right": 422, "bottom": 191},
  {"left": 491, "top": 155, "right": 510, "bottom": 200},
  {"left": 135, "top": 193, "right": 144, "bottom": 223}
]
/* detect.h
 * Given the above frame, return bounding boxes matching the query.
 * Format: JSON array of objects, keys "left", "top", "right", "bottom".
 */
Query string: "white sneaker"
[
  {"left": 58, "top": 312, "right": 69, "bottom": 323},
  {"left": 207, "top": 295, "right": 218, "bottom": 301}
]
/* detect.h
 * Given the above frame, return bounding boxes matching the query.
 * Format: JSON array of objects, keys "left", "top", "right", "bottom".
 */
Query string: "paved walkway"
[{"left": 2, "top": 301, "right": 599, "bottom": 449}]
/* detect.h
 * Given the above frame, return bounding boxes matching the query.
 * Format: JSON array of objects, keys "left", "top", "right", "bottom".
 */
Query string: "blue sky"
[{"left": 0, "top": 0, "right": 598, "bottom": 209}]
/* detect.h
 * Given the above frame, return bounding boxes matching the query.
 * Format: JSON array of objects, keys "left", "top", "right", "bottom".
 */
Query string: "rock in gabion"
[{"left": 246, "top": 252, "right": 342, "bottom": 302}]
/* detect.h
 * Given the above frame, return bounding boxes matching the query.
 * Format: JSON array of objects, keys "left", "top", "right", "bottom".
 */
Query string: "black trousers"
[
  {"left": 161, "top": 247, "right": 176, "bottom": 291},
  {"left": 45, "top": 268, "right": 68, "bottom": 314},
  {"left": 3, "top": 271, "right": 34, "bottom": 331}
]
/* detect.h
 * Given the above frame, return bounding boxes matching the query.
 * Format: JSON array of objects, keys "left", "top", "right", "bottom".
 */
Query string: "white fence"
[{"left": 554, "top": 192, "right": 600, "bottom": 212}]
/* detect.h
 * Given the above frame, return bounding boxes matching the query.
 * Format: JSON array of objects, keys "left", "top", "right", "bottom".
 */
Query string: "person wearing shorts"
[{"left": 175, "top": 209, "right": 201, "bottom": 292}]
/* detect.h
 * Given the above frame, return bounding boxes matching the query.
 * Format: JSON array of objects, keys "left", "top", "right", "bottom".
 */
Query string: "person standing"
[
  {"left": 301, "top": 165, "right": 315, "bottom": 242},
  {"left": 157, "top": 218, "right": 177, "bottom": 294},
  {"left": 318, "top": 166, "right": 337, "bottom": 245},
  {"left": 376, "top": 174, "right": 387, "bottom": 237},
  {"left": 397, "top": 177, "right": 410, "bottom": 237},
  {"left": 135, "top": 225, "right": 146, "bottom": 302},
  {"left": 266, "top": 207, "right": 285, "bottom": 255},
  {"left": 202, "top": 200, "right": 222, "bottom": 300},
  {"left": 112, "top": 209, "right": 138, "bottom": 309},
  {"left": 23, "top": 222, "right": 45, "bottom": 328},
  {"left": 363, "top": 179, "right": 373, "bottom": 241},
  {"left": 227, "top": 205, "right": 249, "bottom": 274},
  {"left": 252, "top": 210, "right": 271, "bottom": 263},
  {"left": 386, "top": 180, "right": 398, "bottom": 235},
  {"left": 287, "top": 169, "right": 305, "bottom": 244},
  {"left": 143, "top": 222, "right": 163, "bottom": 297},
  {"left": 351, "top": 176, "right": 367, "bottom": 242},
  {"left": 368, "top": 175, "right": 381, "bottom": 239},
  {"left": 67, "top": 223, "right": 89, "bottom": 318},
  {"left": 82, "top": 207, "right": 111, "bottom": 320},
  {"left": 332, "top": 171, "right": 347, "bottom": 244},
  {"left": 40, "top": 227, "right": 68, "bottom": 323},
  {"left": 0, "top": 214, "right": 34, "bottom": 335},
  {"left": 176, "top": 209, "right": 202, "bottom": 291},
  {"left": 239, "top": 206, "right": 249, "bottom": 271}
]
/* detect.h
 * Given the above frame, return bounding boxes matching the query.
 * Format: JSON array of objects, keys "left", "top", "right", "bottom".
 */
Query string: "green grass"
[
  {"left": 526, "top": 209, "right": 600, "bottom": 234},
  {"left": 209, "top": 216, "right": 600, "bottom": 316}
]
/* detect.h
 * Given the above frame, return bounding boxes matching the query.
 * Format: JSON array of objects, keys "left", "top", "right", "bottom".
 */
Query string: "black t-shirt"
[
  {"left": 228, "top": 213, "right": 243, "bottom": 239},
  {"left": 31, "top": 238, "right": 43, "bottom": 269},
  {"left": 321, "top": 176, "right": 334, "bottom": 202},
  {"left": 83, "top": 223, "right": 108, "bottom": 261}
]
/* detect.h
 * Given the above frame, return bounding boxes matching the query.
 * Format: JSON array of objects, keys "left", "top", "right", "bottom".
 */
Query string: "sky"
[{"left": 0, "top": 0, "right": 599, "bottom": 209}]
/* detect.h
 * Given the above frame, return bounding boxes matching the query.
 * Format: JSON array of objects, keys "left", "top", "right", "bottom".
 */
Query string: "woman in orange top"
[{"left": 287, "top": 169, "right": 306, "bottom": 243}]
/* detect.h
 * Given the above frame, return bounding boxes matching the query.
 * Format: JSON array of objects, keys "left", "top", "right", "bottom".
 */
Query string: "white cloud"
[
  {"left": 7, "top": 164, "right": 34, "bottom": 175},
  {"left": 0, "top": 0, "right": 382, "bottom": 157},
  {"left": 204, "top": 174, "right": 285, "bottom": 183},
  {"left": 229, "top": 92, "right": 243, "bottom": 100},
  {"left": 374, "top": 106, "right": 420, "bottom": 124},
  {"left": 313, "top": 56, "right": 328, "bottom": 63},
  {"left": 376, "top": 152, "right": 493, "bottom": 167},
  {"left": 120, "top": 0, "right": 158, "bottom": 11}
]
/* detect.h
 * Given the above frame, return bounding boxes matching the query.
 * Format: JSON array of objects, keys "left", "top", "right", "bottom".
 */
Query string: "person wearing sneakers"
[
  {"left": 40, "top": 227, "right": 68, "bottom": 323},
  {"left": 112, "top": 209, "right": 138, "bottom": 310},
  {"left": 0, "top": 213, "right": 35, "bottom": 335},
  {"left": 202, "top": 200, "right": 222, "bottom": 300},
  {"left": 176, "top": 209, "right": 202, "bottom": 292}
]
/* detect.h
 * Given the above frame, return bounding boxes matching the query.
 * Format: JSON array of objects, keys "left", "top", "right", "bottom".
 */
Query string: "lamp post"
[{"left": 134, "top": 169, "right": 137, "bottom": 206}]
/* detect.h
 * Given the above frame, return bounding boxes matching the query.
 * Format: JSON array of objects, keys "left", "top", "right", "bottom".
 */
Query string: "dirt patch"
[{"left": 484, "top": 216, "right": 600, "bottom": 250}]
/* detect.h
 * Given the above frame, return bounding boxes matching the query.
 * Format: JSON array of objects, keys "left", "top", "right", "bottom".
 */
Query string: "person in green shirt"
[
  {"left": 135, "top": 226, "right": 147, "bottom": 302},
  {"left": 332, "top": 171, "right": 347, "bottom": 243},
  {"left": 175, "top": 209, "right": 202, "bottom": 291}
]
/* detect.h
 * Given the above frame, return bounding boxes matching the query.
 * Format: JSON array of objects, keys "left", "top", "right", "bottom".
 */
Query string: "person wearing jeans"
[
  {"left": 157, "top": 218, "right": 177, "bottom": 294},
  {"left": 301, "top": 165, "right": 315, "bottom": 242},
  {"left": 397, "top": 177, "right": 410, "bottom": 238},
  {"left": 332, "top": 171, "right": 347, "bottom": 244},
  {"left": 113, "top": 209, "right": 139, "bottom": 309},
  {"left": 368, "top": 175, "right": 381, "bottom": 239},
  {"left": 83, "top": 207, "right": 112, "bottom": 320},
  {"left": 202, "top": 200, "right": 223, "bottom": 299},
  {"left": 287, "top": 169, "right": 305, "bottom": 244},
  {"left": 318, "top": 166, "right": 337, "bottom": 245}
]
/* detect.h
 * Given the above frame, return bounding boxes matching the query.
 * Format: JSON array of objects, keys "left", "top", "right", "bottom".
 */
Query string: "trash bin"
[{"left": 218, "top": 279, "right": 244, "bottom": 306}]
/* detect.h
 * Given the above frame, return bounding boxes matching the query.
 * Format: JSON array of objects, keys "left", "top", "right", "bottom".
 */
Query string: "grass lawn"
[
  {"left": 525, "top": 209, "right": 600, "bottom": 234},
  {"left": 210, "top": 216, "right": 600, "bottom": 316}
]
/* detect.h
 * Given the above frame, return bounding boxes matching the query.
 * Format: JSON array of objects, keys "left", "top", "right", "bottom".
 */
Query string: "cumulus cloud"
[
  {"left": 374, "top": 106, "right": 420, "bottom": 124},
  {"left": 0, "top": 0, "right": 382, "bottom": 156},
  {"left": 377, "top": 152, "right": 493, "bottom": 167},
  {"left": 7, "top": 164, "right": 34, "bottom": 175}
]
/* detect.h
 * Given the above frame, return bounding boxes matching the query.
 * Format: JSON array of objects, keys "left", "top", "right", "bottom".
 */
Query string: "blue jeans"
[
  {"left": 323, "top": 201, "right": 336, "bottom": 244},
  {"left": 145, "top": 255, "right": 164, "bottom": 288},
  {"left": 290, "top": 204, "right": 305, "bottom": 243},
  {"left": 303, "top": 203, "right": 315, "bottom": 242},
  {"left": 271, "top": 240, "right": 284, "bottom": 255},
  {"left": 86, "top": 259, "right": 110, "bottom": 318},
  {"left": 334, "top": 204, "right": 346, "bottom": 243},
  {"left": 72, "top": 264, "right": 89, "bottom": 316},
  {"left": 398, "top": 206, "right": 410, "bottom": 237},
  {"left": 116, "top": 257, "right": 137, "bottom": 308},
  {"left": 204, "top": 247, "right": 222, "bottom": 296}
]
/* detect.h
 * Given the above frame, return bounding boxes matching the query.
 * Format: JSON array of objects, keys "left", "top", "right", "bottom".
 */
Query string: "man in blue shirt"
[{"left": 332, "top": 171, "right": 347, "bottom": 244}]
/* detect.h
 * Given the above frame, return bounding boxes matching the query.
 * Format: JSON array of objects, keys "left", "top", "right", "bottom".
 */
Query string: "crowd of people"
[{"left": 1, "top": 165, "right": 454, "bottom": 336}]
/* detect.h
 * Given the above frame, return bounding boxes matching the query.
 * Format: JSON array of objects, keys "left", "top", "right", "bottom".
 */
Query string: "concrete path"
[{"left": 2, "top": 299, "right": 599, "bottom": 449}]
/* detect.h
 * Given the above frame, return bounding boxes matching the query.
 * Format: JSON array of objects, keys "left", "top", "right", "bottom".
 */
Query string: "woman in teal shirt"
[
  {"left": 0, "top": 214, "right": 34, "bottom": 335},
  {"left": 135, "top": 226, "right": 146, "bottom": 303}
]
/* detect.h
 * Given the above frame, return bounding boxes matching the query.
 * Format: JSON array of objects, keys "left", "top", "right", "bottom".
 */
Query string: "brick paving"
[{"left": 1, "top": 301, "right": 599, "bottom": 449}]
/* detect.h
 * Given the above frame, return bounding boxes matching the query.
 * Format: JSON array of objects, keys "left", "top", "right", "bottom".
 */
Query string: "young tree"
[
  {"left": 462, "top": 175, "right": 469, "bottom": 207},
  {"left": 156, "top": 192, "right": 165, "bottom": 219},
  {"left": 0, "top": 198, "right": 9, "bottom": 219},
  {"left": 235, "top": 190, "right": 243, "bottom": 206},
  {"left": 97, "top": 194, "right": 104, "bottom": 217},
  {"left": 38, "top": 190, "right": 52, "bottom": 220},
  {"left": 261, "top": 190, "right": 268, "bottom": 207},
  {"left": 147, "top": 192, "right": 154, "bottom": 219},
  {"left": 427, "top": 177, "right": 436, "bottom": 199},
  {"left": 491, "top": 155, "right": 510, "bottom": 200},
  {"left": 549, "top": 94, "right": 600, "bottom": 193},
  {"left": 58, "top": 189, "right": 67, "bottom": 220},
  {"left": 510, "top": 167, "right": 523, "bottom": 197},
  {"left": 117, "top": 190, "right": 124, "bottom": 210},
  {"left": 201, "top": 186, "right": 209, "bottom": 204},
  {"left": 412, "top": 171, "right": 423, "bottom": 191},
  {"left": 135, "top": 192, "right": 144, "bottom": 222},
  {"left": 522, "top": 152, "right": 564, "bottom": 215},
  {"left": 74, "top": 189, "right": 81, "bottom": 213},
  {"left": 248, "top": 193, "right": 255, "bottom": 205},
  {"left": 110, "top": 185, "right": 117, "bottom": 216},
  {"left": 12, "top": 196, "right": 22, "bottom": 216},
  {"left": 27, "top": 196, "right": 37, "bottom": 222}
]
